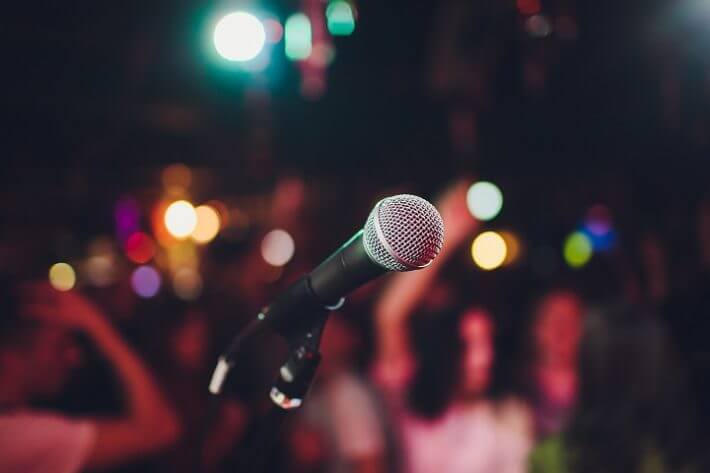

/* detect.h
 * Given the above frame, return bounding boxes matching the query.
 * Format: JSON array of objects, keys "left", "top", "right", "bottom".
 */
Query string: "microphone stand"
[
  {"left": 202, "top": 298, "right": 342, "bottom": 473},
  {"left": 246, "top": 314, "right": 327, "bottom": 472}
]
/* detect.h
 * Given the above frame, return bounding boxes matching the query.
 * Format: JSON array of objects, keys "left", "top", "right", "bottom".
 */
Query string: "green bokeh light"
[
  {"left": 563, "top": 231, "right": 593, "bottom": 268},
  {"left": 285, "top": 13, "right": 312, "bottom": 60},
  {"left": 326, "top": 1, "right": 356, "bottom": 36}
]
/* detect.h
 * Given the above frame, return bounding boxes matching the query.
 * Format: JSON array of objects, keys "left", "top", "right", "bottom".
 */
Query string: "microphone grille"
[{"left": 363, "top": 194, "right": 444, "bottom": 272}]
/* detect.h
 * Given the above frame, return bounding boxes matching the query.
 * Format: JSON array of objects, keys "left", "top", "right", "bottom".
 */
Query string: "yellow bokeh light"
[
  {"left": 164, "top": 200, "right": 197, "bottom": 239},
  {"left": 471, "top": 231, "right": 508, "bottom": 271},
  {"left": 173, "top": 267, "right": 203, "bottom": 301},
  {"left": 192, "top": 205, "right": 221, "bottom": 244},
  {"left": 49, "top": 262, "right": 76, "bottom": 291},
  {"left": 499, "top": 230, "right": 522, "bottom": 266}
]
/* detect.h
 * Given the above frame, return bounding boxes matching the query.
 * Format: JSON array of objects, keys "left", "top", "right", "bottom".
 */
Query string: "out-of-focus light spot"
[
  {"left": 326, "top": 1, "right": 356, "bottom": 36},
  {"left": 261, "top": 229, "right": 295, "bottom": 266},
  {"left": 49, "top": 263, "right": 76, "bottom": 291},
  {"left": 584, "top": 205, "right": 612, "bottom": 236},
  {"left": 131, "top": 265, "right": 161, "bottom": 298},
  {"left": 165, "top": 200, "right": 197, "bottom": 239},
  {"left": 471, "top": 231, "right": 507, "bottom": 271},
  {"left": 310, "top": 43, "right": 336, "bottom": 67},
  {"left": 563, "top": 232, "right": 593, "bottom": 268},
  {"left": 173, "top": 267, "right": 203, "bottom": 301},
  {"left": 88, "top": 236, "right": 116, "bottom": 258},
  {"left": 124, "top": 232, "right": 155, "bottom": 264},
  {"left": 192, "top": 205, "right": 221, "bottom": 244},
  {"left": 517, "top": 0, "right": 541, "bottom": 15},
  {"left": 285, "top": 13, "right": 312, "bottom": 60},
  {"left": 526, "top": 14, "right": 552, "bottom": 38},
  {"left": 499, "top": 231, "right": 522, "bottom": 266},
  {"left": 264, "top": 18, "right": 283, "bottom": 43},
  {"left": 466, "top": 181, "right": 503, "bottom": 221},
  {"left": 582, "top": 205, "right": 616, "bottom": 252},
  {"left": 167, "top": 241, "right": 198, "bottom": 273},
  {"left": 114, "top": 197, "right": 140, "bottom": 243},
  {"left": 206, "top": 200, "right": 230, "bottom": 228},
  {"left": 85, "top": 256, "right": 116, "bottom": 287},
  {"left": 161, "top": 164, "right": 192, "bottom": 193},
  {"left": 213, "top": 11, "right": 266, "bottom": 62}
]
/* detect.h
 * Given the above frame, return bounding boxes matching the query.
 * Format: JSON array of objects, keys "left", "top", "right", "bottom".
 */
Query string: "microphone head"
[{"left": 363, "top": 194, "right": 444, "bottom": 272}]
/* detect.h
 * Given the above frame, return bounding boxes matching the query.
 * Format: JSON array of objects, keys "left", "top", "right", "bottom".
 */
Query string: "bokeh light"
[
  {"left": 49, "top": 262, "right": 76, "bottom": 291},
  {"left": 192, "top": 205, "right": 221, "bottom": 244},
  {"left": 471, "top": 231, "right": 508, "bottom": 271},
  {"left": 114, "top": 197, "right": 141, "bottom": 243},
  {"left": 131, "top": 265, "right": 161, "bottom": 298},
  {"left": 285, "top": 13, "right": 312, "bottom": 60},
  {"left": 525, "top": 14, "right": 552, "bottom": 38},
  {"left": 164, "top": 200, "right": 197, "bottom": 239},
  {"left": 466, "top": 181, "right": 503, "bottom": 221},
  {"left": 124, "top": 232, "right": 155, "bottom": 264},
  {"left": 167, "top": 241, "right": 198, "bottom": 273},
  {"left": 213, "top": 12, "right": 266, "bottom": 62},
  {"left": 517, "top": 0, "right": 541, "bottom": 15},
  {"left": 584, "top": 204, "right": 612, "bottom": 236},
  {"left": 161, "top": 164, "right": 192, "bottom": 193},
  {"left": 261, "top": 229, "right": 295, "bottom": 266},
  {"left": 85, "top": 256, "right": 116, "bottom": 287},
  {"left": 326, "top": 1, "right": 356, "bottom": 36},
  {"left": 582, "top": 204, "right": 616, "bottom": 252},
  {"left": 173, "top": 267, "right": 203, "bottom": 301},
  {"left": 563, "top": 231, "right": 593, "bottom": 268},
  {"left": 263, "top": 18, "right": 283, "bottom": 43},
  {"left": 499, "top": 230, "right": 522, "bottom": 266}
]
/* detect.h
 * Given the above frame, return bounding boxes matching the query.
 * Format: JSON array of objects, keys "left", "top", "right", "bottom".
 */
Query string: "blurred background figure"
[
  {"left": 143, "top": 302, "right": 249, "bottom": 473},
  {"left": 372, "top": 181, "right": 533, "bottom": 473},
  {"left": 0, "top": 280, "right": 181, "bottom": 472},
  {"left": 530, "top": 306, "right": 703, "bottom": 473},
  {"left": 523, "top": 289, "right": 584, "bottom": 439}
]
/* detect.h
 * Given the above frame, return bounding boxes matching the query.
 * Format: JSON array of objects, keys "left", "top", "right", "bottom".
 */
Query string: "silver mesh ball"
[{"left": 363, "top": 194, "right": 444, "bottom": 271}]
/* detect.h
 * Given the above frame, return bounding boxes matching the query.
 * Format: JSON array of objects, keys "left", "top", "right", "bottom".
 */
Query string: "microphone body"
[{"left": 261, "top": 230, "right": 386, "bottom": 338}]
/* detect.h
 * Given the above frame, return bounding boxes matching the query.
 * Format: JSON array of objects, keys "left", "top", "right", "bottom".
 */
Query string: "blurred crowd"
[{"left": 1, "top": 176, "right": 709, "bottom": 473}]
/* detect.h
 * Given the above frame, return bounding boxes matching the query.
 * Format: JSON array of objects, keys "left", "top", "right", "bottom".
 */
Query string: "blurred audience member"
[
  {"left": 524, "top": 289, "right": 584, "bottom": 439},
  {"left": 288, "top": 313, "right": 389, "bottom": 473},
  {"left": 0, "top": 280, "right": 181, "bottom": 473},
  {"left": 373, "top": 180, "right": 532, "bottom": 473},
  {"left": 146, "top": 303, "right": 249, "bottom": 473},
  {"left": 530, "top": 306, "right": 701, "bottom": 473}
]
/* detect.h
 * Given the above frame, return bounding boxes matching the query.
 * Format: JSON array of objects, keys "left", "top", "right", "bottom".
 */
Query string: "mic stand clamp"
[{"left": 270, "top": 315, "right": 327, "bottom": 410}]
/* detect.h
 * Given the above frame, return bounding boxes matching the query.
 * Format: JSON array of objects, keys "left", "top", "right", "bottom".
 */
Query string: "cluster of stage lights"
[
  {"left": 465, "top": 181, "right": 614, "bottom": 272},
  {"left": 211, "top": 1, "right": 356, "bottom": 64},
  {"left": 47, "top": 163, "right": 300, "bottom": 298}
]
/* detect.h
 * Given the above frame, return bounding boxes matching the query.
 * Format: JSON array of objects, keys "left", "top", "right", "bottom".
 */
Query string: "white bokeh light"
[
  {"left": 261, "top": 229, "right": 295, "bottom": 267},
  {"left": 214, "top": 12, "right": 266, "bottom": 62},
  {"left": 466, "top": 181, "right": 503, "bottom": 221}
]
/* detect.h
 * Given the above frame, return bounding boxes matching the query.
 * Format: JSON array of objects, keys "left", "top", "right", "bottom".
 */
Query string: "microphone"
[
  {"left": 209, "top": 194, "right": 444, "bottom": 394},
  {"left": 261, "top": 194, "right": 444, "bottom": 336}
]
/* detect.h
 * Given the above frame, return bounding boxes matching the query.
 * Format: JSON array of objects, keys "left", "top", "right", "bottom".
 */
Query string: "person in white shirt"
[
  {"left": 0, "top": 280, "right": 182, "bottom": 473},
  {"left": 372, "top": 180, "right": 533, "bottom": 473}
]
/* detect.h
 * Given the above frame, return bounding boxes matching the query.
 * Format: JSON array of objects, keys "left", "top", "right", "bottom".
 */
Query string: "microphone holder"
[
  {"left": 270, "top": 314, "right": 326, "bottom": 410},
  {"left": 204, "top": 299, "right": 342, "bottom": 473},
  {"left": 242, "top": 313, "right": 330, "bottom": 472}
]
